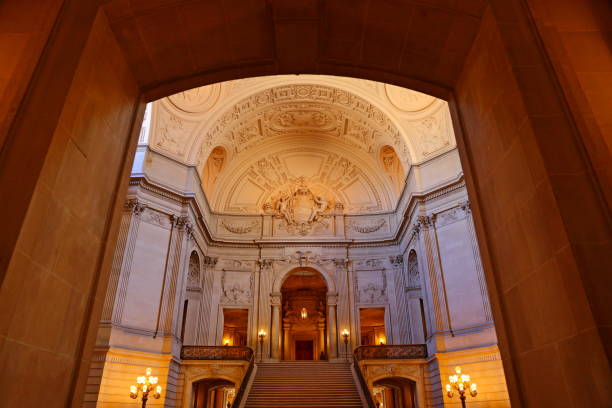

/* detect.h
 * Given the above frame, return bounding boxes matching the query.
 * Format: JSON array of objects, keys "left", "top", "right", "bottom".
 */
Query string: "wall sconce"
[
  {"left": 446, "top": 366, "right": 477, "bottom": 407},
  {"left": 258, "top": 329, "right": 267, "bottom": 362},
  {"left": 378, "top": 337, "right": 386, "bottom": 345},
  {"left": 341, "top": 329, "right": 350, "bottom": 361},
  {"left": 300, "top": 307, "right": 308, "bottom": 320},
  {"left": 129, "top": 367, "right": 162, "bottom": 407},
  {"left": 223, "top": 338, "right": 231, "bottom": 346}
]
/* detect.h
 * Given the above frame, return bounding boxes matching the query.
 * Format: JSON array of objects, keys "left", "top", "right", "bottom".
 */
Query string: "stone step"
[{"left": 242, "top": 362, "right": 365, "bottom": 408}]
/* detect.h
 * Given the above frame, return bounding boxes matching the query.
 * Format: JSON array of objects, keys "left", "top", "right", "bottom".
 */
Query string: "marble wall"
[{"left": 87, "top": 146, "right": 509, "bottom": 407}]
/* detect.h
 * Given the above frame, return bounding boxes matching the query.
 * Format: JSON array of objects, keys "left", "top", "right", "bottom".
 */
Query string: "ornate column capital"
[
  {"left": 389, "top": 255, "right": 403, "bottom": 267},
  {"left": 203, "top": 256, "right": 218, "bottom": 268},
  {"left": 124, "top": 198, "right": 146, "bottom": 215},
  {"left": 333, "top": 258, "right": 349, "bottom": 270},
  {"left": 258, "top": 258, "right": 274, "bottom": 270},
  {"left": 270, "top": 292, "right": 282, "bottom": 306}
]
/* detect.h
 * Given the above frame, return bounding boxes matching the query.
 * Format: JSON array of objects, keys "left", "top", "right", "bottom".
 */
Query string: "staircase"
[{"left": 243, "top": 361, "right": 365, "bottom": 408}]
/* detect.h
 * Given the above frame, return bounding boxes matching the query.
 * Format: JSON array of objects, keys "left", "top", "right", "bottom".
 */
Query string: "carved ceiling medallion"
[{"left": 264, "top": 178, "right": 338, "bottom": 236}]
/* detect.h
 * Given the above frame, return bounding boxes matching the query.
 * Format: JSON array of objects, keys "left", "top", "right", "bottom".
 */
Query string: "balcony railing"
[
  {"left": 181, "top": 346, "right": 254, "bottom": 361},
  {"left": 354, "top": 344, "right": 427, "bottom": 361}
]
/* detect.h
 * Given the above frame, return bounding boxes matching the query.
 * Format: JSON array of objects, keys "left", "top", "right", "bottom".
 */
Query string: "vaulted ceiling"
[{"left": 147, "top": 75, "right": 456, "bottom": 214}]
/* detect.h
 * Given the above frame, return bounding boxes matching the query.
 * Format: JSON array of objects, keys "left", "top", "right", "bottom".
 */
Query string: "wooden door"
[{"left": 295, "top": 340, "right": 314, "bottom": 360}]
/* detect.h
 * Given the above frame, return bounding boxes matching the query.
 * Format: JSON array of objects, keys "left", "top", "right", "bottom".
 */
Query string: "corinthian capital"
[{"left": 124, "top": 198, "right": 146, "bottom": 214}]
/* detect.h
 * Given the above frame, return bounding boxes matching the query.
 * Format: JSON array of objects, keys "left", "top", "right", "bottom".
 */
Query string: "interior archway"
[
  {"left": 373, "top": 377, "right": 417, "bottom": 408},
  {"left": 1, "top": 1, "right": 609, "bottom": 407},
  {"left": 280, "top": 268, "right": 328, "bottom": 360},
  {"left": 192, "top": 378, "right": 236, "bottom": 408}
]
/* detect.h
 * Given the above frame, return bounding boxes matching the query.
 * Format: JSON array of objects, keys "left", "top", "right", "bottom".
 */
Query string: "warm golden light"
[
  {"left": 258, "top": 329, "right": 267, "bottom": 338},
  {"left": 378, "top": 337, "right": 386, "bottom": 345},
  {"left": 223, "top": 338, "right": 231, "bottom": 346},
  {"left": 300, "top": 307, "right": 308, "bottom": 319},
  {"left": 130, "top": 367, "right": 163, "bottom": 405},
  {"left": 341, "top": 329, "right": 349, "bottom": 336},
  {"left": 445, "top": 366, "right": 478, "bottom": 403}
]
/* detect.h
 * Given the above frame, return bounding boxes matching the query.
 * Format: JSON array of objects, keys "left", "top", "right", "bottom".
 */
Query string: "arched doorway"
[
  {"left": 372, "top": 377, "right": 417, "bottom": 408},
  {"left": 280, "top": 268, "right": 328, "bottom": 360},
  {"left": 2, "top": 1, "right": 610, "bottom": 406},
  {"left": 192, "top": 379, "right": 236, "bottom": 408}
]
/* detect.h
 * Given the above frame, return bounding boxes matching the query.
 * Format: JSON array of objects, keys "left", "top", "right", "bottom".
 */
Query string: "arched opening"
[
  {"left": 280, "top": 268, "right": 328, "bottom": 360},
  {"left": 192, "top": 378, "right": 236, "bottom": 408},
  {"left": 1, "top": 1, "right": 609, "bottom": 407},
  {"left": 373, "top": 377, "right": 417, "bottom": 408}
]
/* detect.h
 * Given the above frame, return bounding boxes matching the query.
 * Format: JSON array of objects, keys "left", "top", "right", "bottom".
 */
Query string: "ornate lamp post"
[
  {"left": 341, "top": 329, "right": 350, "bottom": 361},
  {"left": 129, "top": 367, "right": 162, "bottom": 407},
  {"left": 445, "top": 366, "right": 477, "bottom": 408},
  {"left": 258, "top": 329, "right": 267, "bottom": 362}
]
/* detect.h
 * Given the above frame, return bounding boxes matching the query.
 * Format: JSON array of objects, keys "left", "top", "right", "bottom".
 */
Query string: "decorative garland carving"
[
  {"left": 220, "top": 220, "right": 259, "bottom": 235},
  {"left": 350, "top": 218, "right": 386, "bottom": 234}
]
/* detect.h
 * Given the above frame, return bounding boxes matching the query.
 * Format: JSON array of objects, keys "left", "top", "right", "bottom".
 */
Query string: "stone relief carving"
[
  {"left": 407, "top": 108, "right": 451, "bottom": 158},
  {"left": 434, "top": 205, "right": 470, "bottom": 228},
  {"left": 385, "top": 83, "right": 436, "bottom": 113},
  {"left": 221, "top": 271, "right": 253, "bottom": 305},
  {"left": 219, "top": 219, "right": 260, "bottom": 235},
  {"left": 167, "top": 84, "right": 221, "bottom": 113},
  {"left": 264, "top": 178, "right": 337, "bottom": 236},
  {"left": 355, "top": 271, "right": 388, "bottom": 304},
  {"left": 349, "top": 218, "right": 387, "bottom": 234},
  {"left": 187, "top": 252, "right": 201, "bottom": 290},
  {"left": 140, "top": 208, "right": 171, "bottom": 229},
  {"left": 354, "top": 258, "right": 385, "bottom": 270},
  {"left": 222, "top": 259, "right": 255, "bottom": 271},
  {"left": 197, "top": 84, "right": 408, "bottom": 163},
  {"left": 406, "top": 250, "right": 420, "bottom": 290},
  {"left": 203, "top": 256, "right": 218, "bottom": 268},
  {"left": 124, "top": 198, "right": 147, "bottom": 214},
  {"left": 389, "top": 255, "right": 403, "bottom": 266},
  {"left": 277, "top": 250, "right": 334, "bottom": 267}
]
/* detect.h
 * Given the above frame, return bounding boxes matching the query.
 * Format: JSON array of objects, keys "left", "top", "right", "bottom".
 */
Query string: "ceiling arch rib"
[{"left": 148, "top": 75, "right": 457, "bottom": 214}]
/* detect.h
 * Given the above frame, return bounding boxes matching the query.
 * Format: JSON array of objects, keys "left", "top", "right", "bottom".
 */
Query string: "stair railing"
[
  {"left": 231, "top": 351, "right": 255, "bottom": 408},
  {"left": 352, "top": 352, "right": 376, "bottom": 408}
]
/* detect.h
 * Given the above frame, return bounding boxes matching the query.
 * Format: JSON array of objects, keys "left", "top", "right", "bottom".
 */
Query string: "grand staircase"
[{"left": 242, "top": 361, "right": 366, "bottom": 408}]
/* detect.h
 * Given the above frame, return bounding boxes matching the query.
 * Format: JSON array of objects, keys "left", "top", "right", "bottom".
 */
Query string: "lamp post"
[
  {"left": 258, "top": 329, "right": 267, "bottom": 362},
  {"left": 341, "top": 329, "right": 350, "bottom": 361},
  {"left": 129, "top": 367, "right": 162, "bottom": 408},
  {"left": 445, "top": 366, "right": 477, "bottom": 408}
]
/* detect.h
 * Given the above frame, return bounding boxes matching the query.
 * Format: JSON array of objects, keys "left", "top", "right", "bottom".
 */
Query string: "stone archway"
[
  {"left": 1, "top": 1, "right": 610, "bottom": 407},
  {"left": 280, "top": 268, "right": 328, "bottom": 361}
]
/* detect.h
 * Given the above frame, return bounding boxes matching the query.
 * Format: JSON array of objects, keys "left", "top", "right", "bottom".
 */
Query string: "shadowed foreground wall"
[
  {"left": 0, "top": 1, "right": 609, "bottom": 407},
  {"left": 0, "top": 11, "right": 142, "bottom": 407}
]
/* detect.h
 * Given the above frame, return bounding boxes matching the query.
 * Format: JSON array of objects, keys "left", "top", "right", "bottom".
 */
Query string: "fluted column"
[
  {"left": 197, "top": 255, "right": 217, "bottom": 344},
  {"left": 157, "top": 215, "right": 192, "bottom": 337},
  {"left": 416, "top": 215, "right": 451, "bottom": 337},
  {"left": 102, "top": 199, "right": 146, "bottom": 324},
  {"left": 327, "top": 294, "right": 338, "bottom": 359},
  {"left": 270, "top": 293, "right": 282, "bottom": 360}
]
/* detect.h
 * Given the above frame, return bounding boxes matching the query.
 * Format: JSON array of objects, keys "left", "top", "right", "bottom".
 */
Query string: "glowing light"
[{"left": 301, "top": 307, "right": 308, "bottom": 320}]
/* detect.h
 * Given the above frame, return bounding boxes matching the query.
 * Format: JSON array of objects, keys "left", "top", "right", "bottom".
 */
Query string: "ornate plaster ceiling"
[{"left": 147, "top": 75, "right": 456, "bottom": 214}]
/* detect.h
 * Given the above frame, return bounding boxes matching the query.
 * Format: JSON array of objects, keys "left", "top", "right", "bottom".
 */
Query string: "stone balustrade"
[
  {"left": 181, "top": 346, "right": 254, "bottom": 361},
  {"left": 354, "top": 344, "right": 427, "bottom": 360}
]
